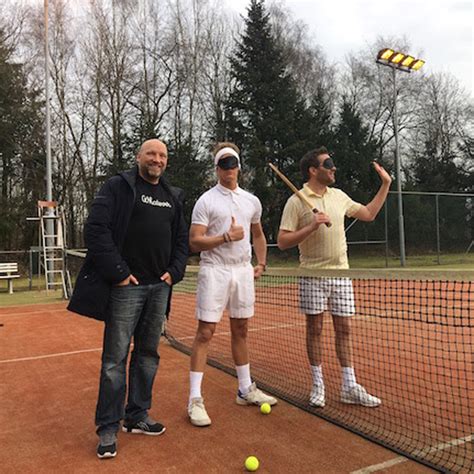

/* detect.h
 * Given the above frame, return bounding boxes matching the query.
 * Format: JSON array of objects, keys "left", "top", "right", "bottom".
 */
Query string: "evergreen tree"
[
  {"left": 330, "top": 98, "right": 384, "bottom": 244},
  {"left": 0, "top": 28, "right": 45, "bottom": 250},
  {"left": 223, "top": 0, "right": 320, "bottom": 240},
  {"left": 165, "top": 138, "right": 212, "bottom": 226},
  {"left": 407, "top": 135, "right": 473, "bottom": 252},
  {"left": 411, "top": 139, "right": 472, "bottom": 193},
  {"left": 331, "top": 98, "right": 381, "bottom": 202}
]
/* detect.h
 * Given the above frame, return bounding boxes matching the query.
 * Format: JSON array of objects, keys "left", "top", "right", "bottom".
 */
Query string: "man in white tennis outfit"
[
  {"left": 278, "top": 146, "right": 392, "bottom": 408},
  {"left": 187, "top": 142, "right": 277, "bottom": 427}
]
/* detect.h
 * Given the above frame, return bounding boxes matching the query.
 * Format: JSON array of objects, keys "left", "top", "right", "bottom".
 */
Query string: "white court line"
[
  {"left": 174, "top": 321, "right": 306, "bottom": 341},
  {"left": 0, "top": 347, "right": 102, "bottom": 364},
  {"left": 351, "top": 434, "right": 473, "bottom": 473},
  {"left": 1, "top": 322, "right": 304, "bottom": 362},
  {"left": 0, "top": 322, "right": 300, "bottom": 362},
  {"left": 412, "top": 434, "right": 473, "bottom": 457},
  {"left": 350, "top": 456, "right": 407, "bottom": 473}
]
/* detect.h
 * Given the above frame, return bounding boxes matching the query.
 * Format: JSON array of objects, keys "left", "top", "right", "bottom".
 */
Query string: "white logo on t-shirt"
[{"left": 141, "top": 194, "right": 172, "bottom": 208}]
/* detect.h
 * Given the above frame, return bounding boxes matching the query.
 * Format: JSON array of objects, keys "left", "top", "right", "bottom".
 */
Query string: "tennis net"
[{"left": 166, "top": 266, "right": 473, "bottom": 473}]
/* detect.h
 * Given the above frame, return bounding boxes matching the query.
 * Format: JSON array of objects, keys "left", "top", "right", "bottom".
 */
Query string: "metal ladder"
[{"left": 37, "top": 201, "right": 71, "bottom": 297}]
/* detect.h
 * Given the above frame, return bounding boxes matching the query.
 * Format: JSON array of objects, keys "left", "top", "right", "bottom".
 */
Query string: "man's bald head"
[
  {"left": 136, "top": 139, "right": 168, "bottom": 184},
  {"left": 138, "top": 139, "right": 167, "bottom": 156}
]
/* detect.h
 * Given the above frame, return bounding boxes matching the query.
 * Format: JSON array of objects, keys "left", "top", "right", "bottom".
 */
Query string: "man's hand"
[
  {"left": 309, "top": 211, "right": 331, "bottom": 231},
  {"left": 253, "top": 264, "right": 265, "bottom": 279},
  {"left": 161, "top": 272, "right": 173, "bottom": 286},
  {"left": 373, "top": 161, "right": 392, "bottom": 186},
  {"left": 228, "top": 216, "right": 244, "bottom": 242},
  {"left": 116, "top": 274, "right": 139, "bottom": 286}
]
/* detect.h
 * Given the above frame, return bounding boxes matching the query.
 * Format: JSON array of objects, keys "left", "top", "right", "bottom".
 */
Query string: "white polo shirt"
[{"left": 191, "top": 183, "right": 262, "bottom": 266}]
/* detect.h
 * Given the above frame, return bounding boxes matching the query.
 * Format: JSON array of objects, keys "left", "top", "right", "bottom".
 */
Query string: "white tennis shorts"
[
  {"left": 196, "top": 263, "right": 255, "bottom": 322},
  {"left": 299, "top": 277, "right": 355, "bottom": 317}
]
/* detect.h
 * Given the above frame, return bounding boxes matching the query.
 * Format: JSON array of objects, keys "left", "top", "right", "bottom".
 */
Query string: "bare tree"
[
  {"left": 341, "top": 37, "right": 427, "bottom": 173},
  {"left": 125, "top": 0, "right": 176, "bottom": 142},
  {"left": 268, "top": 1, "right": 337, "bottom": 107},
  {"left": 409, "top": 71, "right": 474, "bottom": 190}
]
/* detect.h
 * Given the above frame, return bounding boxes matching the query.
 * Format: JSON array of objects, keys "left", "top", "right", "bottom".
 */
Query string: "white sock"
[
  {"left": 189, "top": 371, "right": 204, "bottom": 403},
  {"left": 236, "top": 363, "right": 252, "bottom": 395},
  {"left": 311, "top": 365, "right": 324, "bottom": 387},
  {"left": 342, "top": 366, "right": 357, "bottom": 389}
]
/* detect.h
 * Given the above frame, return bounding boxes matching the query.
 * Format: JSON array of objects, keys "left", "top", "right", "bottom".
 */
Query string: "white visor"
[{"left": 214, "top": 147, "right": 240, "bottom": 167}]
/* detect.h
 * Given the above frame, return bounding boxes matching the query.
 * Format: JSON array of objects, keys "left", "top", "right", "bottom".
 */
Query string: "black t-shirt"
[{"left": 122, "top": 176, "right": 175, "bottom": 284}]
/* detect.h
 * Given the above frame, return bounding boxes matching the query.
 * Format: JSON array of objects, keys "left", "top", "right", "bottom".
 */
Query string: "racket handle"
[{"left": 312, "top": 208, "right": 332, "bottom": 228}]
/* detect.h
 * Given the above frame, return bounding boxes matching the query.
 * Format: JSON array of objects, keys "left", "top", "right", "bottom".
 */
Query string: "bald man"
[{"left": 68, "top": 139, "right": 188, "bottom": 459}]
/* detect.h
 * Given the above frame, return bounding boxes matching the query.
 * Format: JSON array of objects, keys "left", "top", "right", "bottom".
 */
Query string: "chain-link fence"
[{"left": 346, "top": 191, "right": 473, "bottom": 264}]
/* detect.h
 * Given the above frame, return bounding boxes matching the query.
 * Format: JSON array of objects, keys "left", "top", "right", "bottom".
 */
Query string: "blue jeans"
[{"left": 95, "top": 282, "right": 170, "bottom": 435}]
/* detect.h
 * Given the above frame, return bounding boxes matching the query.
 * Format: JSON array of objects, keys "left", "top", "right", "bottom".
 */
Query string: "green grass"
[{"left": 0, "top": 276, "right": 64, "bottom": 307}]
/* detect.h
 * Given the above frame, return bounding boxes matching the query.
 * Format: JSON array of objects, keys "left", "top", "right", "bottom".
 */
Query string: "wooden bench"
[{"left": 0, "top": 263, "right": 20, "bottom": 294}]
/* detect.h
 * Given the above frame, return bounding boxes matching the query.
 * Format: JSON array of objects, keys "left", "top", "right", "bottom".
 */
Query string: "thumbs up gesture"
[{"left": 228, "top": 216, "right": 244, "bottom": 242}]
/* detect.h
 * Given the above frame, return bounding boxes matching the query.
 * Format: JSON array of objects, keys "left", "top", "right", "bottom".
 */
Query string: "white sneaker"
[
  {"left": 341, "top": 384, "right": 381, "bottom": 407},
  {"left": 236, "top": 382, "right": 277, "bottom": 406},
  {"left": 309, "top": 384, "right": 325, "bottom": 408},
  {"left": 188, "top": 397, "right": 211, "bottom": 426}
]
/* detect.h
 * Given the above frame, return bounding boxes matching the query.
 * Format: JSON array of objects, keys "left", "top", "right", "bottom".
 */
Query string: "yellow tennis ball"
[
  {"left": 245, "top": 456, "right": 259, "bottom": 472},
  {"left": 260, "top": 402, "right": 271, "bottom": 415}
]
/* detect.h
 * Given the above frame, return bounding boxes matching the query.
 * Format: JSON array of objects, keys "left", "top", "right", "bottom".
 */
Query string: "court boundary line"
[
  {"left": 351, "top": 434, "right": 473, "bottom": 473},
  {"left": 350, "top": 456, "right": 407, "bottom": 473},
  {"left": 0, "top": 347, "right": 102, "bottom": 364}
]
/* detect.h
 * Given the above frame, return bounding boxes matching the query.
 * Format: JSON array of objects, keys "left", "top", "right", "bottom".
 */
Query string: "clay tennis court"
[
  {"left": 0, "top": 300, "right": 437, "bottom": 473},
  {"left": 166, "top": 271, "right": 473, "bottom": 472}
]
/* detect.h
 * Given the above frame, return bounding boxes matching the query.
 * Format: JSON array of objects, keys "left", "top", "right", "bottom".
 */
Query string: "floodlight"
[
  {"left": 410, "top": 59, "right": 425, "bottom": 71},
  {"left": 391, "top": 53, "right": 405, "bottom": 64},
  {"left": 401, "top": 56, "right": 415, "bottom": 68},
  {"left": 378, "top": 48, "right": 394, "bottom": 60}
]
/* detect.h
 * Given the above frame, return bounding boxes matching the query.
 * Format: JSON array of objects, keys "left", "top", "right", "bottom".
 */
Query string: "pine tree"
[
  {"left": 0, "top": 28, "right": 45, "bottom": 249},
  {"left": 165, "top": 138, "right": 212, "bottom": 225},
  {"left": 330, "top": 98, "right": 383, "bottom": 244},
  {"left": 331, "top": 98, "right": 380, "bottom": 202},
  {"left": 223, "top": 0, "right": 320, "bottom": 240}
]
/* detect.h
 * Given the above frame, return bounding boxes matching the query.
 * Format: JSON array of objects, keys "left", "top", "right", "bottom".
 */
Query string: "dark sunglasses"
[
  {"left": 217, "top": 155, "right": 239, "bottom": 170},
  {"left": 320, "top": 157, "right": 335, "bottom": 169}
]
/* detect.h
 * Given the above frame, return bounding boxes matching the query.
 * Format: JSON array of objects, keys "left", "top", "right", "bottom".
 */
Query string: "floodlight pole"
[
  {"left": 376, "top": 49, "right": 424, "bottom": 266},
  {"left": 44, "top": 0, "right": 55, "bottom": 287},
  {"left": 44, "top": 0, "right": 52, "bottom": 202},
  {"left": 392, "top": 67, "right": 407, "bottom": 266}
]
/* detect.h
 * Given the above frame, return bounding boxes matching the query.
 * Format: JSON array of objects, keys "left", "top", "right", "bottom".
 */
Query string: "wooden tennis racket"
[{"left": 269, "top": 163, "right": 331, "bottom": 227}]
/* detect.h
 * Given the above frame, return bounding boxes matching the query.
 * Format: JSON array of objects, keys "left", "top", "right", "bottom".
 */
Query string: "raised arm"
[{"left": 353, "top": 162, "right": 392, "bottom": 222}]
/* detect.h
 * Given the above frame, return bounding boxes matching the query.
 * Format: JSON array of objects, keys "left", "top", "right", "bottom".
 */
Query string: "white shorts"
[
  {"left": 196, "top": 263, "right": 255, "bottom": 322},
  {"left": 299, "top": 277, "right": 355, "bottom": 317}
]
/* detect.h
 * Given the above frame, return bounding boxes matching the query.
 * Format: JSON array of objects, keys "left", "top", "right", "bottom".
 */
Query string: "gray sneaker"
[
  {"left": 122, "top": 415, "right": 166, "bottom": 435},
  {"left": 97, "top": 431, "right": 117, "bottom": 459}
]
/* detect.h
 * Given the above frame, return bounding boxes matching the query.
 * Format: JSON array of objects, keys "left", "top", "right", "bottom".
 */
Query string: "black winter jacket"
[{"left": 67, "top": 166, "right": 189, "bottom": 321}]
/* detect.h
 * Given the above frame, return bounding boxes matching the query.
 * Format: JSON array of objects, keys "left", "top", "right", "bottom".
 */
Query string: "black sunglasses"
[{"left": 318, "top": 157, "right": 335, "bottom": 169}]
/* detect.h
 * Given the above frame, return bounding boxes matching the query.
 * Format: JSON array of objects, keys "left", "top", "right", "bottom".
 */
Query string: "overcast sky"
[{"left": 225, "top": 0, "right": 473, "bottom": 97}]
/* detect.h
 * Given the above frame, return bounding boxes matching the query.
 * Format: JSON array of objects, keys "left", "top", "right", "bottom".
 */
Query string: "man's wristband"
[
  {"left": 257, "top": 263, "right": 266, "bottom": 271},
  {"left": 223, "top": 232, "right": 231, "bottom": 243}
]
